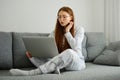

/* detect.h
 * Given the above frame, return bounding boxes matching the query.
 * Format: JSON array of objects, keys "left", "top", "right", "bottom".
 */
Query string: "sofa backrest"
[
  {"left": 0, "top": 32, "right": 12, "bottom": 69},
  {"left": 12, "top": 32, "right": 49, "bottom": 68},
  {"left": 0, "top": 32, "right": 106, "bottom": 69},
  {"left": 85, "top": 32, "right": 106, "bottom": 62}
]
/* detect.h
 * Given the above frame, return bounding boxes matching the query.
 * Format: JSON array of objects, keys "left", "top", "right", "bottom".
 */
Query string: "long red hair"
[{"left": 54, "top": 6, "right": 75, "bottom": 53}]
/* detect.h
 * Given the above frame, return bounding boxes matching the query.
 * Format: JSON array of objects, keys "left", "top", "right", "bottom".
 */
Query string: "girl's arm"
[{"left": 64, "top": 26, "right": 84, "bottom": 51}]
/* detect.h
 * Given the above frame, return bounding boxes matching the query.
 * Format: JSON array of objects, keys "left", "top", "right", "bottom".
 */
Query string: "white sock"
[
  {"left": 10, "top": 69, "right": 29, "bottom": 76},
  {"left": 10, "top": 68, "right": 42, "bottom": 76}
]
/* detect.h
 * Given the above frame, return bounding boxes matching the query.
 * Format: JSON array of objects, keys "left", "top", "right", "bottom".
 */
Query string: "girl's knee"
[
  {"left": 62, "top": 49, "right": 75, "bottom": 56},
  {"left": 65, "top": 49, "right": 74, "bottom": 53}
]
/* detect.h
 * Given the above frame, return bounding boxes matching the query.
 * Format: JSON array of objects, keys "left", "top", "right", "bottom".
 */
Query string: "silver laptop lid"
[{"left": 22, "top": 36, "right": 59, "bottom": 58}]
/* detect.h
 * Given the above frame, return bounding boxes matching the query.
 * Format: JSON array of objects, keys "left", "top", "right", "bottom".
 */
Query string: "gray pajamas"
[{"left": 29, "top": 26, "right": 86, "bottom": 74}]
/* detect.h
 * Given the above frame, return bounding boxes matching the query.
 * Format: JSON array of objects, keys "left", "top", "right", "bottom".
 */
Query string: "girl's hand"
[
  {"left": 65, "top": 21, "right": 74, "bottom": 32},
  {"left": 26, "top": 51, "right": 32, "bottom": 58}
]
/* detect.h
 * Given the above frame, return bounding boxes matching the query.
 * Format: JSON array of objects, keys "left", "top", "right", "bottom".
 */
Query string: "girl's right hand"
[
  {"left": 26, "top": 51, "right": 32, "bottom": 58},
  {"left": 65, "top": 21, "right": 74, "bottom": 32}
]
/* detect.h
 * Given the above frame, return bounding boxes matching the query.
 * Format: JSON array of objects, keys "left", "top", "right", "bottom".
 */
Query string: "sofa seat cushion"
[
  {"left": 1, "top": 63, "right": 120, "bottom": 80},
  {"left": 94, "top": 41, "right": 120, "bottom": 66},
  {"left": 0, "top": 32, "right": 12, "bottom": 69}
]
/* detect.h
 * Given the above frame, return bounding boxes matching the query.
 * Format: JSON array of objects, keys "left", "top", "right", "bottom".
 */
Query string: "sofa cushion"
[
  {"left": 0, "top": 32, "right": 12, "bottom": 69},
  {"left": 12, "top": 32, "right": 49, "bottom": 68},
  {"left": 94, "top": 41, "right": 120, "bottom": 66},
  {"left": 86, "top": 32, "right": 106, "bottom": 61},
  {"left": 1, "top": 63, "right": 120, "bottom": 80}
]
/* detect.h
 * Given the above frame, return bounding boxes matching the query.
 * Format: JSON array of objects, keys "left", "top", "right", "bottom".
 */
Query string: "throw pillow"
[{"left": 94, "top": 41, "right": 120, "bottom": 66}]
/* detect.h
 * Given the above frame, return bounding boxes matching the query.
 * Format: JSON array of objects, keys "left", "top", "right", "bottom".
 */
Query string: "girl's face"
[{"left": 58, "top": 11, "right": 72, "bottom": 27}]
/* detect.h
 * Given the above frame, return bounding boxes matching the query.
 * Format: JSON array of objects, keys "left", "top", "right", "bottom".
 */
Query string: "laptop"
[{"left": 22, "top": 36, "right": 59, "bottom": 58}]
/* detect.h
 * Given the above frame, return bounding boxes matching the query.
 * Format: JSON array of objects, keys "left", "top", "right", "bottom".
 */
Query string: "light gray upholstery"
[
  {"left": 0, "top": 63, "right": 120, "bottom": 80},
  {"left": 94, "top": 41, "right": 120, "bottom": 66},
  {"left": 0, "top": 32, "right": 12, "bottom": 69},
  {"left": 85, "top": 32, "right": 106, "bottom": 61}
]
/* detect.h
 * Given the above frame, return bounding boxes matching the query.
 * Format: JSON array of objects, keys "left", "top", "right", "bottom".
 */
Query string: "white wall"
[{"left": 0, "top": 0, "right": 104, "bottom": 33}]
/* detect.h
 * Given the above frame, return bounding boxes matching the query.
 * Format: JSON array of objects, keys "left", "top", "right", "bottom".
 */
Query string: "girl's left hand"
[{"left": 65, "top": 21, "right": 74, "bottom": 32}]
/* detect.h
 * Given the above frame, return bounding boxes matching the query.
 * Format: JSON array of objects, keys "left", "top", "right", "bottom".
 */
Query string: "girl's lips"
[
  {"left": 60, "top": 22, "right": 64, "bottom": 24},
  {"left": 61, "top": 22, "right": 67, "bottom": 25}
]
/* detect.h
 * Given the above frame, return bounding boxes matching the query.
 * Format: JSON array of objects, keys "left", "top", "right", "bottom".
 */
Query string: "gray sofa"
[{"left": 0, "top": 32, "right": 120, "bottom": 80}]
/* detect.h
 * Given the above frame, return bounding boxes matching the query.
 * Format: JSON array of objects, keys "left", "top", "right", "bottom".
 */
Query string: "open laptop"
[{"left": 22, "top": 36, "right": 59, "bottom": 58}]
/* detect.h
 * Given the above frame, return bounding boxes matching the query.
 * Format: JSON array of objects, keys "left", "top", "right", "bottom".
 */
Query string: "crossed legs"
[{"left": 10, "top": 49, "right": 74, "bottom": 76}]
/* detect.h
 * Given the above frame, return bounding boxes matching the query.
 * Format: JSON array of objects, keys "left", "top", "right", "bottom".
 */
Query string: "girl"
[{"left": 10, "top": 6, "right": 86, "bottom": 76}]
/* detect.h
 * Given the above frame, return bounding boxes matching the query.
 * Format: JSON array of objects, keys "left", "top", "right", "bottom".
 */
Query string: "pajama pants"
[{"left": 30, "top": 49, "right": 86, "bottom": 74}]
